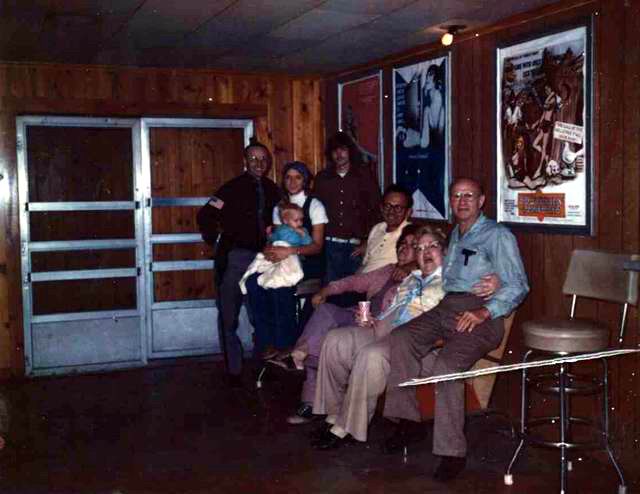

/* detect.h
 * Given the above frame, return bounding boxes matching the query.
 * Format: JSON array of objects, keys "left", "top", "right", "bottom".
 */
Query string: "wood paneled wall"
[
  {"left": 0, "top": 64, "right": 324, "bottom": 376},
  {"left": 326, "top": 0, "right": 639, "bottom": 462}
]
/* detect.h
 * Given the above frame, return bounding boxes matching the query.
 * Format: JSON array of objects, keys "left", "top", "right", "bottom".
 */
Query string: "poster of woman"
[
  {"left": 338, "top": 72, "right": 383, "bottom": 186},
  {"left": 393, "top": 55, "right": 450, "bottom": 220},
  {"left": 496, "top": 25, "right": 592, "bottom": 233}
]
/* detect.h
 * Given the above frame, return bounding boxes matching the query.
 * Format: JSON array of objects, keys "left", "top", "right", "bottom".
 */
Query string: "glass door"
[
  {"left": 140, "top": 118, "right": 255, "bottom": 358},
  {"left": 17, "top": 116, "right": 146, "bottom": 376}
]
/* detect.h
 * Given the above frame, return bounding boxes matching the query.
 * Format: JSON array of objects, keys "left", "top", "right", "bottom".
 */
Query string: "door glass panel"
[
  {"left": 29, "top": 211, "right": 135, "bottom": 241},
  {"left": 152, "top": 244, "right": 212, "bottom": 262},
  {"left": 153, "top": 271, "right": 214, "bottom": 302},
  {"left": 149, "top": 127, "right": 245, "bottom": 198},
  {"left": 152, "top": 206, "right": 201, "bottom": 235},
  {"left": 32, "top": 278, "right": 137, "bottom": 315},
  {"left": 31, "top": 250, "right": 136, "bottom": 272},
  {"left": 27, "top": 126, "right": 133, "bottom": 202}
]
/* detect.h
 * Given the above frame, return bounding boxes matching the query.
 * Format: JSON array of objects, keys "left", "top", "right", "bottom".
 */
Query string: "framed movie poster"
[
  {"left": 338, "top": 72, "right": 384, "bottom": 188},
  {"left": 496, "top": 24, "right": 593, "bottom": 234},
  {"left": 393, "top": 54, "right": 451, "bottom": 220}
]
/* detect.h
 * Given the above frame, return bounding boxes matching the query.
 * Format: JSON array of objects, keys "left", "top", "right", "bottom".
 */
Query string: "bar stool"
[{"left": 504, "top": 249, "right": 639, "bottom": 494}]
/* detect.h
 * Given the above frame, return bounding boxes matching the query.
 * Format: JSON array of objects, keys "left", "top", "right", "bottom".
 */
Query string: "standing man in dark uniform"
[
  {"left": 314, "top": 132, "right": 381, "bottom": 293},
  {"left": 197, "top": 142, "right": 281, "bottom": 386}
]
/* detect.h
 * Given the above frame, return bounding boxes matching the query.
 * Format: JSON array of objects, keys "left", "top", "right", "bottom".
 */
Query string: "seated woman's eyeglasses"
[
  {"left": 382, "top": 203, "right": 407, "bottom": 213},
  {"left": 414, "top": 241, "right": 441, "bottom": 251}
]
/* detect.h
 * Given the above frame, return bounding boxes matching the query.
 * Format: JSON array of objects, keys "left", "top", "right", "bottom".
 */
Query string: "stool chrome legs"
[
  {"left": 601, "top": 358, "right": 627, "bottom": 493},
  {"left": 504, "top": 352, "right": 627, "bottom": 494},
  {"left": 504, "top": 349, "right": 532, "bottom": 484},
  {"left": 559, "top": 363, "right": 568, "bottom": 493}
]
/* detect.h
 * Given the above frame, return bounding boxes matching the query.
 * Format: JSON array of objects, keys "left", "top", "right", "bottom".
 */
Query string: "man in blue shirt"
[{"left": 382, "top": 178, "right": 529, "bottom": 482}]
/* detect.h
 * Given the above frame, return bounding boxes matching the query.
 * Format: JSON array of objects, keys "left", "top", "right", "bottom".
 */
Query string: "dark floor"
[{"left": 0, "top": 360, "right": 637, "bottom": 494}]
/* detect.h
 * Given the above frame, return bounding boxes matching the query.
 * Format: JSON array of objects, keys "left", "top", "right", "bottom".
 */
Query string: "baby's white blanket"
[{"left": 239, "top": 241, "right": 304, "bottom": 294}]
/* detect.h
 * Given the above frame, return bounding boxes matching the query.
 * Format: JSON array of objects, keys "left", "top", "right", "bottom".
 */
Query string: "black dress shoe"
[
  {"left": 381, "top": 419, "right": 426, "bottom": 454},
  {"left": 433, "top": 456, "right": 466, "bottom": 482},
  {"left": 308, "top": 421, "right": 331, "bottom": 441},
  {"left": 312, "top": 430, "right": 351, "bottom": 450}
]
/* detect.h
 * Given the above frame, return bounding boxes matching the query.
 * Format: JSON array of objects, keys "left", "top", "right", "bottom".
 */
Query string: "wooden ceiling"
[{"left": 1, "top": 0, "right": 560, "bottom": 74}]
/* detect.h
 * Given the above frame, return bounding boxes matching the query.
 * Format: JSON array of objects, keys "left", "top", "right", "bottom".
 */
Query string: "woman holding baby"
[{"left": 245, "top": 161, "right": 328, "bottom": 360}]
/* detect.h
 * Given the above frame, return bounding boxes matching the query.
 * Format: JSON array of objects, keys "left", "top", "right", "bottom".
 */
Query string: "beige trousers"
[{"left": 313, "top": 315, "right": 394, "bottom": 442}]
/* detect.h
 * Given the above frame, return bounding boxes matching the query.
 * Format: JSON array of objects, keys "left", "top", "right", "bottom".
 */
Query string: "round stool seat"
[{"left": 523, "top": 318, "right": 608, "bottom": 353}]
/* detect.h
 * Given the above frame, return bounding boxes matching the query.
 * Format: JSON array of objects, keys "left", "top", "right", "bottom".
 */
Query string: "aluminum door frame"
[
  {"left": 140, "top": 118, "right": 254, "bottom": 358},
  {"left": 17, "top": 116, "right": 146, "bottom": 376}
]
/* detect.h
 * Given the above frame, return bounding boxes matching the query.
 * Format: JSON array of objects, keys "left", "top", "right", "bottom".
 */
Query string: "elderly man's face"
[
  {"left": 381, "top": 191, "right": 411, "bottom": 229},
  {"left": 450, "top": 180, "right": 484, "bottom": 225},
  {"left": 245, "top": 146, "right": 271, "bottom": 179}
]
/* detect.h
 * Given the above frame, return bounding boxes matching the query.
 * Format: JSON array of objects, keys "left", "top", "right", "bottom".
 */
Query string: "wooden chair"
[{"left": 415, "top": 312, "right": 516, "bottom": 419}]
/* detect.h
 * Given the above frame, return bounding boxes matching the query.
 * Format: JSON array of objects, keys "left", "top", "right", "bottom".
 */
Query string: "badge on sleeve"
[{"left": 208, "top": 195, "right": 224, "bottom": 209}]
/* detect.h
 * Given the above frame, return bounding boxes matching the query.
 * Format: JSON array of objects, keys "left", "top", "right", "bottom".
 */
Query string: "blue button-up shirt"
[{"left": 443, "top": 214, "right": 529, "bottom": 319}]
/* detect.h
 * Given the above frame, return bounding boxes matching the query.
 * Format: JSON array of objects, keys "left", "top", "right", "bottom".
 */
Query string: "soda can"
[{"left": 358, "top": 301, "right": 371, "bottom": 323}]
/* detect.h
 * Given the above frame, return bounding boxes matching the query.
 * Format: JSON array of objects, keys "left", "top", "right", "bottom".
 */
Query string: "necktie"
[{"left": 256, "top": 178, "right": 265, "bottom": 244}]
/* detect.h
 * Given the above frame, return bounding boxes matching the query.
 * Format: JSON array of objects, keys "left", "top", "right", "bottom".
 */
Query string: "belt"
[{"left": 325, "top": 236, "right": 361, "bottom": 245}]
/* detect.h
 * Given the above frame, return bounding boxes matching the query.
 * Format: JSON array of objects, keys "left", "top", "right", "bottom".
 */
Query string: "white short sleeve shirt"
[{"left": 272, "top": 191, "right": 329, "bottom": 226}]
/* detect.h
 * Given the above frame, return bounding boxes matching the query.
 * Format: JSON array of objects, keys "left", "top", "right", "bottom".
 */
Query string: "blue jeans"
[
  {"left": 324, "top": 240, "right": 361, "bottom": 283},
  {"left": 324, "top": 240, "right": 363, "bottom": 307},
  {"left": 245, "top": 273, "right": 299, "bottom": 356}
]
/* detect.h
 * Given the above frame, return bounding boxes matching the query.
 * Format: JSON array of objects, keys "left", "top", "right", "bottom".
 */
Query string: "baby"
[
  {"left": 268, "top": 202, "right": 312, "bottom": 247},
  {"left": 239, "top": 202, "right": 312, "bottom": 292}
]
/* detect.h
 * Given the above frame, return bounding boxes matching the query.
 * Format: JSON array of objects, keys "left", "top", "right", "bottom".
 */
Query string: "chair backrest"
[{"left": 563, "top": 249, "right": 639, "bottom": 305}]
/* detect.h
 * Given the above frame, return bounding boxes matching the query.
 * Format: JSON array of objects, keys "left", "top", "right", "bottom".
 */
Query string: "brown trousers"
[{"left": 383, "top": 293, "right": 504, "bottom": 457}]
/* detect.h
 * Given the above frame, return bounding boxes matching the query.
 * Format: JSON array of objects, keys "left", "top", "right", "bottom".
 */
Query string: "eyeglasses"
[
  {"left": 450, "top": 191, "right": 477, "bottom": 200},
  {"left": 382, "top": 202, "right": 407, "bottom": 213},
  {"left": 414, "top": 241, "right": 441, "bottom": 251},
  {"left": 247, "top": 156, "right": 269, "bottom": 164}
]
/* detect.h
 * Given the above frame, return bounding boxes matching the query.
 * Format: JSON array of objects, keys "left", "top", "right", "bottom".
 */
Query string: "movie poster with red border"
[
  {"left": 338, "top": 72, "right": 383, "bottom": 187},
  {"left": 496, "top": 25, "right": 593, "bottom": 234}
]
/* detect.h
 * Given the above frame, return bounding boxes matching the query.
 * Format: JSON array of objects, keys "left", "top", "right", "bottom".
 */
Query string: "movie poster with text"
[{"left": 496, "top": 26, "right": 591, "bottom": 232}]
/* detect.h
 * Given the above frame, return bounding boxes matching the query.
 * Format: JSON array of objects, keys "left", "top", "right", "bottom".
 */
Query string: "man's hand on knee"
[{"left": 455, "top": 308, "right": 490, "bottom": 332}]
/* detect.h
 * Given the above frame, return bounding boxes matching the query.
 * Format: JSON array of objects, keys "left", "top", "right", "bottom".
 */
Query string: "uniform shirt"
[
  {"left": 196, "top": 172, "right": 282, "bottom": 258},
  {"left": 443, "top": 214, "right": 529, "bottom": 319},
  {"left": 360, "top": 220, "right": 410, "bottom": 274},
  {"left": 314, "top": 165, "right": 381, "bottom": 240}
]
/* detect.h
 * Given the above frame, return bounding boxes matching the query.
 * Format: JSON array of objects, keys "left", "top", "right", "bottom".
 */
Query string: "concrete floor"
[{"left": 0, "top": 360, "right": 636, "bottom": 494}]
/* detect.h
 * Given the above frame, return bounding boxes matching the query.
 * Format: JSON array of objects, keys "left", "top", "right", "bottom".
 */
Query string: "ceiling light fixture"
[{"left": 440, "top": 24, "right": 465, "bottom": 46}]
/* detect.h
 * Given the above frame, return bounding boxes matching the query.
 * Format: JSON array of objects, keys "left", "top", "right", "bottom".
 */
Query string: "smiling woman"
[{"left": 244, "top": 161, "right": 329, "bottom": 359}]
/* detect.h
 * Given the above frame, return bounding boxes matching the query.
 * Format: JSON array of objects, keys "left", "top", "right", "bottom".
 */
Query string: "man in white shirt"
[{"left": 358, "top": 184, "right": 413, "bottom": 274}]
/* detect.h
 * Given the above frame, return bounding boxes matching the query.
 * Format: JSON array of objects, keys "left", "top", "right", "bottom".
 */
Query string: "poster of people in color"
[
  {"left": 497, "top": 26, "right": 592, "bottom": 233},
  {"left": 393, "top": 55, "right": 450, "bottom": 220}
]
